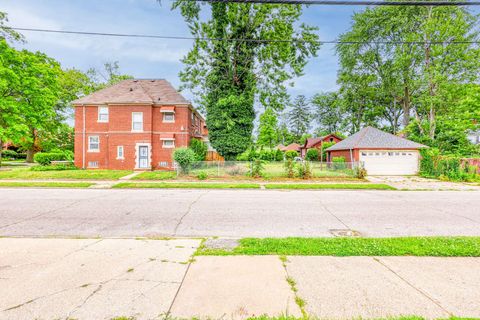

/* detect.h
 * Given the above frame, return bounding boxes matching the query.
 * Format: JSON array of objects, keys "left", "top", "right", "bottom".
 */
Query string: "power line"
[
  {"left": 8, "top": 27, "right": 480, "bottom": 45},
  {"left": 195, "top": 0, "right": 480, "bottom": 5}
]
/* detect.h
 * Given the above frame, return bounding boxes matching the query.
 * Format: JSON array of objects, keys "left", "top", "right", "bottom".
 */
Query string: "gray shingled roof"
[
  {"left": 325, "top": 126, "right": 428, "bottom": 151},
  {"left": 72, "top": 79, "right": 190, "bottom": 105}
]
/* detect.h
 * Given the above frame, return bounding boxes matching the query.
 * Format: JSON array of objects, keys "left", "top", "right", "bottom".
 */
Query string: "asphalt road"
[{"left": 0, "top": 188, "right": 479, "bottom": 238}]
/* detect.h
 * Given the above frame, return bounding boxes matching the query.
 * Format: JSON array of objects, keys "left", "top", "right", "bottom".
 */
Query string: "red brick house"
[
  {"left": 73, "top": 79, "right": 206, "bottom": 170},
  {"left": 300, "top": 134, "right": 343, "bottom": 158},
  {"left": 325, "top": 126, "right": 427, "bottom": 175}
]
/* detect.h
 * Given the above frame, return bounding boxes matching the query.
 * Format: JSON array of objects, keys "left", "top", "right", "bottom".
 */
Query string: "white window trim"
[
  {"left": 117, "top": 146, "right": 124, "bottom": 160},
  {"left": 88, "top": 136, "right": 100, "bottom": 153},
  {"left": 163, "top": 112, "right": 175, "bottom": 123},
  {"left": 162, "top": 139, "right": 175, "bottom": 148},
  {"left": 97, "top": 106, "right": 109, "bottom": 123},
  {"left": 131, "top": 112, "right": 144, "bottom": 132}
]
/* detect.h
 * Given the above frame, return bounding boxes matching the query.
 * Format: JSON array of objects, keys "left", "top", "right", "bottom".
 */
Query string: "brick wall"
[{"left": 74, "top": 104, "right": 201, "bottom": 170}]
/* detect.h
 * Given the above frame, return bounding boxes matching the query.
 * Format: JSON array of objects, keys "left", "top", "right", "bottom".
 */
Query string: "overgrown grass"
[
  {"left": 197, "top": 237, "right": 480, "bottom": 256},
  {"left": 113, "top": 182, "right": 261, "bottom": 189},
  {"left": 265, "top": 183, "right": 396, "bottom": 190},
  {"left": 0, "top": 181, "right": 94, "bottom": 188},
  {"left": 0, "top": 168, "right": 132, "bottom": 180},
  {"left": 131, "top": 171, "right": 177, "bottom": 180}
]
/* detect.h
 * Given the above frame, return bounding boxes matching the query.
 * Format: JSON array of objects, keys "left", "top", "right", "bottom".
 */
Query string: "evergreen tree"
[{"left": 288, "top": 95, "right": 311, "bottom": 141}]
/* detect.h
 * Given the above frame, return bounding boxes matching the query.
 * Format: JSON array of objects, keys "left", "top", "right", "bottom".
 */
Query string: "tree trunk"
[
  {"left": 26, "top": 149, "right": 35, "bottom": 163},
  {"left": 402, "top": 84, "right": 410, "bottom": 131}
]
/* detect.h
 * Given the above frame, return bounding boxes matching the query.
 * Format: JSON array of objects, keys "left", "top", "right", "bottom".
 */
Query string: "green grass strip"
[
  {"left": 264, "top": 183, "right": 396, "bottom": 190},
  {"left": 0, "top": 182, "right": 94, "bottom": 188},
  {"left": 198, "top": 237, "right": 480, "bottom": 257},
  {"left": 113, "top": 182, "right": 260, "bottom": 189}
]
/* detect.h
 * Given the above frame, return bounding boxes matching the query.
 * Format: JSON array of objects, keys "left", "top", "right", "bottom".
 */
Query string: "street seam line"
[
  {"left": 373, "top": 257, "right": 452, "bottom": 316},
  {"left": 318, "top": 198, "right": 352, "bottom": 231}
]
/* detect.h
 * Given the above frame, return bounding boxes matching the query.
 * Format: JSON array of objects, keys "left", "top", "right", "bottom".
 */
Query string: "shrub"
[
  {"left": 236, "top": 151, "right": 250, "bottom": 161},
  {"left": 419, "top": 148, "right": 479, "bottom": 182},
  {"left": 284, "top": 150, "right": 298, "bottom": 160},
  {"left": 284, "top": 159, "right": 295, "bottom": 178},
  {"left": 173, "top": 148, "right": 197, "bottom": 174},
  {"left": 296, "top": 161, "right": 312, "bottom": 179},
  {"left": 196, "top": 171, "right": 208, "bottom": 180},
  {"left": 250, "top": 159, "right": 265, "bottom": 178},
  {"left": 274, "top": 149, "right": 284, "bottom": 161},
  {"left": 306, "top": 148, "right": 319, "bottom": 161},
  {"left": 354, "top": 166, "right": 367, "bottom": 179},
  {"left": 332, "top": 156, "right": 346, "bottom": 170},
  {"left": 1, "top": 150, "right": 18, "bottom": 160},
  {"left": 33, "top": 152, "right": 67, "bottom": 166},
  {"left": 189, "top": 139, "right": 208, "bottom": 161}
]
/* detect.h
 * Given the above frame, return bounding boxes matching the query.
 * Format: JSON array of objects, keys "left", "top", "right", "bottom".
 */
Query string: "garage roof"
[{"left": 325, "top": 126, "right": 428, "bottom": 151}]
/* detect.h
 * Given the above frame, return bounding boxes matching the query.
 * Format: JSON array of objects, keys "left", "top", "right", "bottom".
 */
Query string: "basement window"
[{"left": 88, "top": 161, "right": 99, "bottom": 168}]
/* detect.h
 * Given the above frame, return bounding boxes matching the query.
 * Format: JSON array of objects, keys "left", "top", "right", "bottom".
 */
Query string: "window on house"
[
  {"left": 117, "top": 146, "right": 124, "bottom": 159},
  {"left": 98, "top": 106, "right": 109, "bottom": 122},
  {"left": 163, "top": 112, "right": 175, "bottom": 122},
  {"left": 88, "top": 161, "right": 99, "bottom": 168},
  {"left": 132, "top": 112, "right": 143, "bottom": 131},
  {"left": 329, "top": 137, "right": 334, "bottom": 142},
  {"left": 88, "top": 136, "right": 99, "bottom": 152},
  {"left": 159, "top": 161, "right": 169, "bottom": 168},
  {"left": 162, "top": 140, "right": 175, "bottom": 148}
]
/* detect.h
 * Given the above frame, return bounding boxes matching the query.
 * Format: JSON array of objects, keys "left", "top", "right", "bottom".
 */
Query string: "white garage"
[
  {"left": 359, "top": 150, "right": 420, "bottom": 175},
  {"left": 326, "top": 126, "right": 428, "bottom": 176}
]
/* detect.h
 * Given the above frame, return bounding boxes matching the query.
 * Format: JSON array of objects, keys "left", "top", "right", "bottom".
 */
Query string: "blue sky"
[{"left": 1, "top": 0, "right": 365, "bottom": 103}]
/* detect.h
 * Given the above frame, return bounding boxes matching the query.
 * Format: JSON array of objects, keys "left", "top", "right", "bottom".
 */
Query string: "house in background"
[
  {"left": 300, "top": 134, "right": 343, "bottom": 159},
  {"left": 325, "top": 126, "right": 428, "bottom": 175},
  {"left": 279, "top": 143, "right": 301, "bottom": 153},
  {"left": 73, "top": 79, "right": 206, "bottom": 170}
]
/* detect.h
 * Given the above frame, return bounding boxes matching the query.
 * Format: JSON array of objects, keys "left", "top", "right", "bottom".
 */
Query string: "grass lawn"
[
  {"left": 0, "top": 168, "right": 132, "bottom": 180},
  {"left": 131, "top": 171, "right": 177, "bottom": 180},
  {"left": 0, "top": 181, "right": 94, "bottom": 188},
  {"left": 197, "top": 237, "right": 480, "bottom": 257},
  {"left": 113, "top": 182, "right": 261, "bottom": 189},
  {"left": 265, "top": 183, "right": 396, "bottom": 190}
]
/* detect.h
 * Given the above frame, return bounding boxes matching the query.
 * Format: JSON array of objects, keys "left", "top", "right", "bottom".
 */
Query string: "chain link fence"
[{"left": 174, "top": 160, "right": 362, "bottom": 178}]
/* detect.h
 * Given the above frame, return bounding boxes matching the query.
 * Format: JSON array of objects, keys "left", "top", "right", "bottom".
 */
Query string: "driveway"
[
  {"left": 367, "top": 175, "right": 480, "bottom": 191},
  {"left": 0, "top": 188, "right": 479, "bottom": 238}
]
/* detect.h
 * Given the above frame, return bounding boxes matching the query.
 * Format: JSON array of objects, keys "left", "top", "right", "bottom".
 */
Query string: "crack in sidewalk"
[
  {"left": 373, "top": 257, "right": 452, "bottom": 316},
  {"left": 173, "top": 191, "right": 209, "bottom": 236}
]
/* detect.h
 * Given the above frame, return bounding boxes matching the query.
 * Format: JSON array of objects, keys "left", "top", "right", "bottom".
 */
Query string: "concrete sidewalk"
[{"left": 1, "top": 238, "right": 479, "bottom": 320}]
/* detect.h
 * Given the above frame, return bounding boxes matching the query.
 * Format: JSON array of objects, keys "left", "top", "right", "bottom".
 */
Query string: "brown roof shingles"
[{"left": 72, "top": 79, "right": 190, "bottom": 105}]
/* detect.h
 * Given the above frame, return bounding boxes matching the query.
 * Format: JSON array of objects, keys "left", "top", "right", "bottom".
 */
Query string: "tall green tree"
[
  {"left": 311, "top": 92, "right": 345, "bottom": 134},
  {"left": 288, "top": 95, "right": 311, "bottom": 141},
  {"left": 171, "top": 1, "right": 319, "bottom": 159},
  {"left": 14, "top": 49, "right": 63, "bottom": 162},
  {"left": 257, "top": 107, "right": 278, "bottom": 148},
  {"left": 336, "top": 4, "right": 480, "bottom": 140}
]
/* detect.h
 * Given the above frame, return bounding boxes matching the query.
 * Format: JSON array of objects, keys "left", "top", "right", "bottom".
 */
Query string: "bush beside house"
[{"left": 420, "top": 148, "right": 479, "bottom": 182}]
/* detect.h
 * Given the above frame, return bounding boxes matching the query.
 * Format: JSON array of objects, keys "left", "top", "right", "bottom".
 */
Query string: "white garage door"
[{"left": 359, "top": 150, "right": 419, "bottom": 176}]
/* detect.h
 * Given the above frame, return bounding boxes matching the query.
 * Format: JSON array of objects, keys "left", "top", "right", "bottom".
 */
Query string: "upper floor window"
[
  {"left": 98, "top": 106, "right": 109, "bottom": 122},
  {"left": 88, "top": 136, "right": 99, "bottom": 152},
  {"left": 132, "top": 112, "right": 143, "bottom": 131},
  {"left": 163, "top": 112, "right": 175, "bottom": 123}
]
